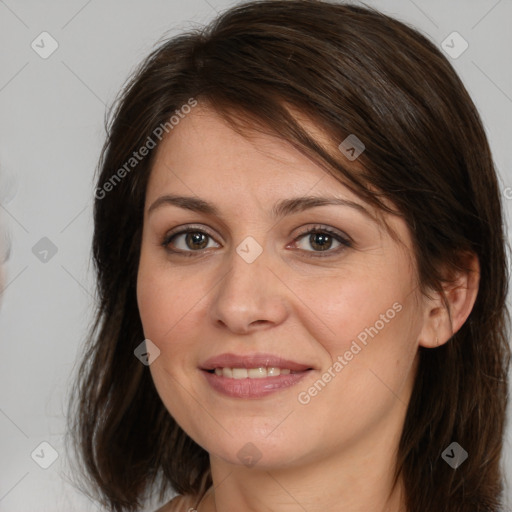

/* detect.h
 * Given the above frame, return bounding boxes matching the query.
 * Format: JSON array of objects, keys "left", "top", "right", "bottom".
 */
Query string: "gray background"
[{"left": 0, "top": 0, "right": 511, "bottom": 510}]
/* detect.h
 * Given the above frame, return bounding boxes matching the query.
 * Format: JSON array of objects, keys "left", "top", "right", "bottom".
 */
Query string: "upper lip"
[{"left": 200, "top": 353, "right": 313, "bottom": 371}]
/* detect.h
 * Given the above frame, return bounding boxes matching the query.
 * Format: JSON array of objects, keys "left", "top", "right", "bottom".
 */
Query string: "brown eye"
[
  {"left": 292, "top": 226, "right": 351, "bottom": 257},
  {"left": 308, "top": 232, "right": 335, "bottom": 251},
  {"left": 162, "top": 228, "right": 219, "bottom": 254},
  {"left": 183, "top": 231, "right": 209, "bottom": 250}
]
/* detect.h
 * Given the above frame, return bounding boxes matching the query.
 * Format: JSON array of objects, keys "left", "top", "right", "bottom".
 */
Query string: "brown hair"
[{"left": 67, "top": 1, "right": 511, "bottom": 511}]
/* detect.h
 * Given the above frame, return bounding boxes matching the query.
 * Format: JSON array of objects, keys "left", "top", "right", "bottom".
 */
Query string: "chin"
[{"left": 198, "top": 428, "right": 315, "bottom": 470}]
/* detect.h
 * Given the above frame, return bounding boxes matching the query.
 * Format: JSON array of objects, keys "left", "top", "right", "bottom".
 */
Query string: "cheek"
[
  {"left": 301, "top": 263, "right": 419, "bottom": 398},
  {"left": 137, "top": 259, "right": 201, "bottom": 426},
  {"left": 296, "top": 264, "right": 409, "bottom": 352},
  {"left": 331, "top": 290, "right": 418, "bottom": 392},
  {"left": 136, "top": 249, "right": 176, "bottom": 342},
  {"left": 136, "top": 269, "right": 160, "bottom": 340},
  {"left": 136, "top": 239, "right": 188, "bottom": 332},
  {"left": 136, "top": 253, "right": 208, "bottom": 381}
]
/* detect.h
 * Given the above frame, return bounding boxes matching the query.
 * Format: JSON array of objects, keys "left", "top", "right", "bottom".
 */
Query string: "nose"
[{"left": 208, "top": 241, "right": 289, "bottom": 335}]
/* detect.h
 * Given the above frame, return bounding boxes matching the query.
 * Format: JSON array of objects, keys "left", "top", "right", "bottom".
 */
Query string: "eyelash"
[{"left": 161, "top": 224, "right": 352, "bottom": 258}]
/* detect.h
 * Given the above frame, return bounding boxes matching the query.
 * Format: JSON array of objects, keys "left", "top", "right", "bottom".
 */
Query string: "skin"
[{"left": 137, "top": 104, "right": 479, "bottom": 512}]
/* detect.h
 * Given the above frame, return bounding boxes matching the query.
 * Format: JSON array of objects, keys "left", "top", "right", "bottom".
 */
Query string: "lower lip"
[{"left": 201, "top": 369, "right": 312, "bottom": 399}]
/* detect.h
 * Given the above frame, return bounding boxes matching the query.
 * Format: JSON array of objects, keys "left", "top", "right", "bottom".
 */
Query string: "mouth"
[
  {"left": 200, "top": 352, "right": 314, "bottom": 373},
  {"left": 199, "top": 353, "right": 315, "bottom": 399},
  {"left": 203, "top": 367, "right": 312, "bottom": 378}
]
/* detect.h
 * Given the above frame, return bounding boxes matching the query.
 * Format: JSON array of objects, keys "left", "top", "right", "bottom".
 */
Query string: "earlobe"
[{"left": 418, "top": 252, "right": 480, "bottom": 349}]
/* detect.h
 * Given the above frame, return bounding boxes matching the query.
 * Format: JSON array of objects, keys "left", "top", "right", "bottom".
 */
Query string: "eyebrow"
[{"left": 147, "top": 194, "right": 374, "bottom": 221}]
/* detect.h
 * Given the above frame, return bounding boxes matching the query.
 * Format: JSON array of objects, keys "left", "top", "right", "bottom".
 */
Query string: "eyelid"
[
  {"left": 293, "top": 223, "right": 353, "bottom": 244},
  {"left": 289, "top": 224, "right": 352, "bottom": 257},
  {"left": 161, "top": 223, "right": 352, "bottom": 256},
  {"left": 164, "top": 223, "right": 217, "bottom": 240},
  {"left": 163, "top": 223, "right": 350, "bottom": 242}
]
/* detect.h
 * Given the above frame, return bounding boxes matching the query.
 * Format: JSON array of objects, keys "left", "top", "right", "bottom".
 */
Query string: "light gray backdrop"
[{"left": 0, "top": 0, "right": 511, "bottom": 511}]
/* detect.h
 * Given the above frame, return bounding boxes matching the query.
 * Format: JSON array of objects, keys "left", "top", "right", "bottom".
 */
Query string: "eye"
[
  {"left": 161, "top": 224, "right": 352, "bottom": 258},
  {"left": 161, "top": 226, "right": 219, "bottom": 256},
  {"left": 290, "top": 225, "right": 351, "bottom": 257}
]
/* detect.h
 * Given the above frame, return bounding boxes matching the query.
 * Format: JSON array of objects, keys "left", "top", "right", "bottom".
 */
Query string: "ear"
[{"left": 418, "top": 252, "right": 480, "bottom": 349}]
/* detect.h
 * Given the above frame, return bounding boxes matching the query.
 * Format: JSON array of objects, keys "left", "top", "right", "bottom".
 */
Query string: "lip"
[
  {"left": 201, "top": 368, "right": 313, "bottom": 399},
  {"left": 200, "top": 352, "right": 313, "bottom": 372},
  {"left": 200, "top": 352, "right": 314, "bottom": 399}
]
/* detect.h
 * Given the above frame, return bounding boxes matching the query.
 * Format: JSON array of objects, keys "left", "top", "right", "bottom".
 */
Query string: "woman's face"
[{"left": 137, "top": 105, "right": 427, "bottom": 470}]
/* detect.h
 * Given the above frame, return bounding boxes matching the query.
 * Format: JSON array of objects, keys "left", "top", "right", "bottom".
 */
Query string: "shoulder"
[{"left": 154, "top": 494, "right": 198, "bottom": 512}]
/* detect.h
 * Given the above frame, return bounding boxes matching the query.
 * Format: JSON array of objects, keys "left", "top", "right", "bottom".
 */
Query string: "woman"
[{"left": 68, "top": 1, "right": 511, "bottom": 511}]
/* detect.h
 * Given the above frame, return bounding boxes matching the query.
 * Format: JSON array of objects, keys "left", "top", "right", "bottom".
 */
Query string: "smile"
[{"left": 209, "top": 367, "right": 299, "bottom": 378}]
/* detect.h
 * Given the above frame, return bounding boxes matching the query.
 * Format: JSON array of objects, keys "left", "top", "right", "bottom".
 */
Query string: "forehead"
[{"left": 147, "top": 104, "right": 360, "bottom": 202}]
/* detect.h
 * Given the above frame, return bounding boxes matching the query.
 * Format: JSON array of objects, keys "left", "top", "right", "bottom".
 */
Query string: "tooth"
[
  {"left": 212, "top": 367, "right": 297, "bottom": 378},
  {"left": 248, "top": 367, "right": 267, "bottom": 378},
  {"left": 232, "top": 368, "right": 248, "bottom": 379}
]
